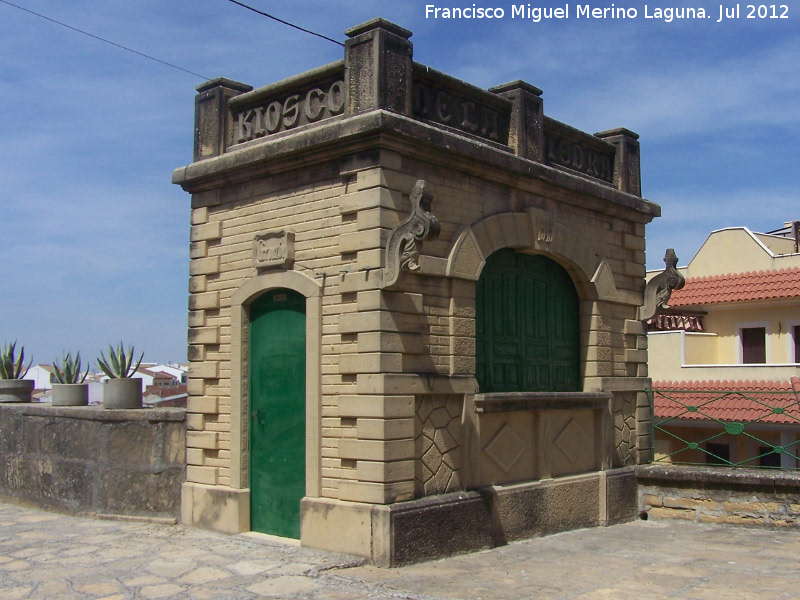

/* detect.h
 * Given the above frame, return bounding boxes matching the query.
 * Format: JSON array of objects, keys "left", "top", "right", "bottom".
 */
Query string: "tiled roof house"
[
  {"left": 647, "top": 224, "right": 800, "bottom": 468},
  {"left": 668, "top": 267, "right": 800, "bottom": 307}
]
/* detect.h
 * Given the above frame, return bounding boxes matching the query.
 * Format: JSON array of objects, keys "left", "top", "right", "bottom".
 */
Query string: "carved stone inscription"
[
  {"left": 412, "top": 82, "right": 507, "bottom": 143},
  {"left": 544, "top": 131, "right": 614, "bottom": 183},
  {"left": 253, "top": 231, "right": 295, "bottom": 270},
  {"left": 536, "top": 217, "right": 554, "bottom": 244},
  {"left": 234, "top": 80, "right": 345, "bottom": 144}
]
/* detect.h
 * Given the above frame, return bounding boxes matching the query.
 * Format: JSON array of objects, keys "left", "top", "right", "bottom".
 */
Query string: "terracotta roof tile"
[
  {"left": 668, "top": 267, "right": 800, "bottom": 307},
  {"left": 144, "top": 384, "right": 188, "bottom": 398},
  {"left": 653, "top": 379, "right": 800, "bottom": 425}
]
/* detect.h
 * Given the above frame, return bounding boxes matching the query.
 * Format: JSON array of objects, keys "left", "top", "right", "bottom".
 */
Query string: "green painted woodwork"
[
  {"left": 476, "top": 249, "right": 580, "bottom": 393},
  {"left": 249, "top": 289, "right": 306, "bottom": 539}
]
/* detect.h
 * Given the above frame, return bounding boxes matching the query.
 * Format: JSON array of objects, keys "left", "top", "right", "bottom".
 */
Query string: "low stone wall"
[
  {"left": 638, "top": 464, "right": 800, "bottom": 527},
  {"left": 0, "top": 404, "right": 185, "bottom": 521}
]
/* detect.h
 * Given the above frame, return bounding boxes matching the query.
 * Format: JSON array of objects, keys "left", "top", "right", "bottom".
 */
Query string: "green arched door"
[
  {"left": 476, "top": 249, "right": 580, "bottom": 392},
  {"left": 249, "top": 289, "right": 306, "bottom": 538}
]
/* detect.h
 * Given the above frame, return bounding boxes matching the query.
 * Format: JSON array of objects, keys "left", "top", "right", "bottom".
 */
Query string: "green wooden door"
[
  {"left": 476, "top": 249, "right": 580, "bottom": 392},
  {"left": 249, "top": 289, "right": 306, "bottom": 538}
]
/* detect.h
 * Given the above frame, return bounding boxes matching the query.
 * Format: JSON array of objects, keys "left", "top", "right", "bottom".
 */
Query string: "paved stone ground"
[{"left": 2, "top": 502, "right": 800, "bottom": 599}]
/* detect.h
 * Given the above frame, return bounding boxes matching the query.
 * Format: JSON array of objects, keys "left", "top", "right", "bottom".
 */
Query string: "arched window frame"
[{"left": 475, "top": 249, "right": 581, "bottom": 393}]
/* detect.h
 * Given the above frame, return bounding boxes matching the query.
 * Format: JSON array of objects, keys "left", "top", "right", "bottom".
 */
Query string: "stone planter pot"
[
  {"left": 52, "top": 383, "right": 89, "bottom": 406},
  {"left": 103, "top": 378, "right": 142, "bottom": 409},
  {"left": 0, "top": 379, "right": 34, "bottom": 403}
]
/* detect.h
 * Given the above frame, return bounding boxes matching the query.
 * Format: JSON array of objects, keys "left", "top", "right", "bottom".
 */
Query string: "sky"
[{"left": 0, "top": 0, "right": 798, "bottom": 365}]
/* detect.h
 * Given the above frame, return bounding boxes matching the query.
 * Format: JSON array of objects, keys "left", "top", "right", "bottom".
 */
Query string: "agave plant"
[
  {"left": 0, "top": 341, "right": 32, "bottom": 380},
  {"left": 97, "top": 342, "right": 143, "bottom": 379},
  {"left": 52, "top": 351, "right": 89, "bottom": 384}
]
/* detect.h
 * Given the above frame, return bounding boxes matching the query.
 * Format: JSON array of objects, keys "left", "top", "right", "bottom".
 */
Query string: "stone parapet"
[
  {"left": 638, "top": 464, "right": 800, "bottom": 527},
  {"left": 345, "top": 19, "right": 413, "bottom": 116},
  {"left": 194, "top": 78, "right": 253, "bottom": 161},
  {"left": 0, "top": 404, "right": 185, "bottom": 520},
  {"left": 174, "top": 110, "right": 659, "bottom": 220}
]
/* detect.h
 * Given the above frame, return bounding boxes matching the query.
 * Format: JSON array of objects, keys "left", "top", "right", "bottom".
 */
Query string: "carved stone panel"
[
  {"left": 612, "top": 391, "right": 637, "bottom": 467},
  {"left": 253, "top": 231, "right": 295, "bottom": 270},
  {"left": 544, "top": 117, "right": 615, "bottom": 184},
  {"left": 415, "top": 395, "right": 463, "bottom": 497},
  {"left": 535, "top": 216, "right": 554, "bottom": 246},
  {"left": 233, "top": 79, "right": 345, "bottom": 144},
  {"left": 485, "top": 423, "right": 527, "bottom": 473},
  {"left": 446, "top": 229, "right": 484, "bottom": 281},
  {"left": 547, "top": 410, "right": 597, "bottom": 477},
  {"left": 477, "top": 412, "right": 536, "bottom": 486}
]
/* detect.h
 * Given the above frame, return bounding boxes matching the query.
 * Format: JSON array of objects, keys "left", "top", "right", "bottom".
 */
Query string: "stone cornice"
[{"left": 173, "top": 109, "right": 660, "bottom": 219}]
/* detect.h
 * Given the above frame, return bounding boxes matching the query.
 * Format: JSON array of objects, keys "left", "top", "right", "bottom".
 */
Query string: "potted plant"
[
  {"left": 51, "top": 351, "right": 90, "bottom": 406},
  {"left": 97, "top": 342, "right": 144, "bottom": 409},
  {"left": 0, "top": 341, "right": 34, "bottom": 403}
]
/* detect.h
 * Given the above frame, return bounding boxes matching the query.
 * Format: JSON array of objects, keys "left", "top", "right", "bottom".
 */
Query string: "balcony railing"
[{"left": 648, "top": 384, "right": 800, "bottom": 469}]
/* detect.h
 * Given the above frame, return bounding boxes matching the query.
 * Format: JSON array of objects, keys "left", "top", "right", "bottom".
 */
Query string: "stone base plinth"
[
  {"left": 181, "top": 482, "right": 250, "bottom": 534},
  {"left": 302, "top": 467, "right": 638, "bottom": 566}
]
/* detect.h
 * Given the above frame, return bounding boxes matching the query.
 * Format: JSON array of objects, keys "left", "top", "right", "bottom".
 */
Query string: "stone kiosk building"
[{"left": 173, "top": 19, "right": 660, "bottom": 566}]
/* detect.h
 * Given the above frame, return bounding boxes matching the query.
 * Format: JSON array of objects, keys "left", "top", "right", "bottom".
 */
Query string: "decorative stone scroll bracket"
[
  {"left": 638, "top": 248, "right": 685, "bottom": 321},
  {"left": 382, "top": 180, "right": 440, "bottom": 288}
]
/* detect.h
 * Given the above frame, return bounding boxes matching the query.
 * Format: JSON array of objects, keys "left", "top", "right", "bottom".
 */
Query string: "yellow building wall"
[
  {"left": 683, "top": 333, "right": 718, "bottom": 365},
  {"left": 648, "top": 308, "right": 800, "bottom": 382},
  {"left": 681, "top": 228, "right": 799, "bottom": 278},
  {"left": 704, "top": 304, "right": 800, "bottom": 365}
]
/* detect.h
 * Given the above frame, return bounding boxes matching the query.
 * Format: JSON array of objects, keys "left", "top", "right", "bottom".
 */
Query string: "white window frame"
[{"left": 735, "top": 321, "right": 771, "bottom": 364}]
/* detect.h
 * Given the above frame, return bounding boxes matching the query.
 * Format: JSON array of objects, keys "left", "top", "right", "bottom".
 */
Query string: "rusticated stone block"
[
  {"left": 189, "top": 291, "right": 220, "bottom": 311},
  {"left": 190, "top": 221, "right": 222, "bottom": 242},
  {"left": 187, "top": 396, "right": 219, "bottom": 414},
  {"left": 187, "top": 345, "right": 205, "bottom": 362},
  {"left": 189, "top": 256, "right": 220, "bottom": 276},
  {"left": 188, "top": 326, "right": 219, "bottom": 345},
  {"left": 191, "top": 206, "right": 209, "bottom": 225},
  {"left": 187, "top": 431, "right": 219, "bottom": 450}
]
